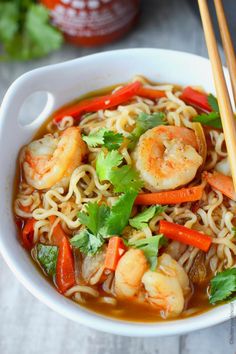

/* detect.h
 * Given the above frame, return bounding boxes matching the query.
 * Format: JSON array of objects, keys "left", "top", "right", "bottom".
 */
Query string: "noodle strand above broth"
[{"left": 14, "top": 77, "right": 236, "bottom": 322}]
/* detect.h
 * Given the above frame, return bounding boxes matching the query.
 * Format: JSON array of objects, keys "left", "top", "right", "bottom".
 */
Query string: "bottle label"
[{"left": 49, "top": 0, "right": 138, "bottom": 38}]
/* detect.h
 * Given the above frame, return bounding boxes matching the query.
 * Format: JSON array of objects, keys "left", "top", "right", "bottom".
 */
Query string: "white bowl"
[{"left": 0, "top": 48, "right": 234, "bottom": 336}]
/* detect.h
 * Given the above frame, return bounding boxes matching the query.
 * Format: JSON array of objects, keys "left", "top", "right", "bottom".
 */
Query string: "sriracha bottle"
[{"left": 41, "top": 0, "right": 140, "bottom": 46}]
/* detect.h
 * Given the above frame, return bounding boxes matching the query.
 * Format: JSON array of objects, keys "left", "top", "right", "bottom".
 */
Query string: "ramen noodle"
[{"left": 14, "top": 76, "right": 236, "bottom": 321}]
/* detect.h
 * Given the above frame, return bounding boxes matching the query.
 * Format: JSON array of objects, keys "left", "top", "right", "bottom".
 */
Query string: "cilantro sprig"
[
  {"left": 96, "top": 150, "right": 143, "bottom": 193},
  {"left": 128, "top": 112, "right": 167, "bottom": 149},
  {"left": 129, "top": 205, "right": 166, "bottom": 230},
  {"left": 70, "top": 191, "right": 137, "bottom": 255},
  {"left": 193, "top": 94, "right": 222, "bottom": 129},
  {"left": 129, "top": 235, "right": 167, "bottom": 271},
  {"left": 0, "top": 2, "right": 63, "bottom": 61},
  {"left": 70, "top": 230, "right": 104, "bottom": 256},
  {"left": 209, "top": 268, "right": 236, "bottom": 304},
  {"left": 83, "top": 129, "right": 124, "bottom": 151},
  {"left": 37, "top": 244, "right": 58, "bottom": 276}
]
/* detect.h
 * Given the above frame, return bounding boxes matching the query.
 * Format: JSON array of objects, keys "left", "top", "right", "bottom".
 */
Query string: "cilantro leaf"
[
  {"left": 0, "top": 3, "right": 19, "bottom": 43},
  {"left": 209, "top": 268, "right": 236, "bottom": 304},
  {"left": 82, "top": 128, "right": 106, "bottom": 147},
  {"left": 129, "top": 235, "right": 166, "bottom": 271},
  {"left": 73, "top": 191, "right": 137, "bottom": 254},
  {"left": 70, "top": 230, "right": 104, "bottom": 256},
  {"left": 103, "top": 131, "right": 123, "bottom": 151},
  {"left": 37, "top": 244, "right": 58, "bottom": 276},
  {"left": 129, "top": 205, "right": 166, "bottom": 230},
  {"left": 78, "top": 202, "right": 110, "bottom": 235},
  {"left": 208, "top": 94, "right": 219, "bottom": 112},
  {"left": 102, "top": 190, "right": 138, "bottom": 236},
  {"left": 96, "top": 151, "right": 143, "bottom": 193},
  {"left": 128, "top": 112, "right": 167, "bottom": 149},
  {"left": 137, "top": 112, "right": 167, "bottom": 131},
  {"left": 109, "top": 165, "right": 143, "bottom": 193},
  {"left": 193, "top": 111, "right": 222, "bottom": 129},
  {"left": 193, "top": 93, "right": 222, "bottom": 129},
  {"left": 0, "top": 3, "right": 63, "bottom": 61},
  {"left": 96, "top": 150, "right": 123, "bottom": 181},
  {"left": 83, "top": 129, "right": 123, "bottom": 151}
]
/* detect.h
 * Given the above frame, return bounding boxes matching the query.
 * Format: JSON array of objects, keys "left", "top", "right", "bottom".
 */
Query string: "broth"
[{"left": 13, "top": 80, "right": 227, "bottom": 322}]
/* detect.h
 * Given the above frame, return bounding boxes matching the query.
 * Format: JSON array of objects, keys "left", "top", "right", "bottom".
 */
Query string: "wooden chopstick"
[
  {"left": 198, "top": 0, "right": 236, "bottom": 191},
  {"left": 214, "top": 0, "right": 236, "bottom": 104}
]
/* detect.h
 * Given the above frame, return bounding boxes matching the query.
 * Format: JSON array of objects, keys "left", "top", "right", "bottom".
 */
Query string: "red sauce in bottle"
[{"left": 41, "top": 0, "right": 140, "bottom": 46}]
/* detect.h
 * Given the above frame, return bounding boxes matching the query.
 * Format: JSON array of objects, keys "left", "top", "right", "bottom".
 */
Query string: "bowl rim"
[{"left": 0, "top": 47, "right": 235, "bottom": 337}]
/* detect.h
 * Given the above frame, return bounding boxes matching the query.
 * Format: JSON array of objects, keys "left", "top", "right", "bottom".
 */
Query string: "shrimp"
[
  {"left": 141, "top": 253, "right": 189, "bottom": 318},
  {"left": 133, "top": 125, "right": 203, "bottom": 192},
  {"left": 21, "top": 127, "right": 87, "bottom": 190},
  {"left": 115, "top": 249, "right": 148, "bottom": 299},
  {"left": 114, "top": 248, "right": 189, "bottom": 318},
  {"left": 142, "top": 271, "right": 184, "bottom": 318},
  {"left": 204, "top": 171, "right": 236, "bottom": 201},
  {"left": 158, "top": 253, "right": 190, "bottom": 295}
]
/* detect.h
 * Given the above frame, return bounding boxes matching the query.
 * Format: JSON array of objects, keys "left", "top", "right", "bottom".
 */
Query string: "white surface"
[{"left": 0, "top": 0, "right": 235, "bottom": 353}]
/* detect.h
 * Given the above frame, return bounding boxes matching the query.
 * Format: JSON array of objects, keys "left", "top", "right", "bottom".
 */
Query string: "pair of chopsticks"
[{"left": 198, "top": 0, "right": 236, "bottom": 190}]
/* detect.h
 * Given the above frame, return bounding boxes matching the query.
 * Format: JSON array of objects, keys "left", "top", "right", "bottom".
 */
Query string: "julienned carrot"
[
  {"left": 49, "top": 216, "right": 75, "bottom": 293},
  {"left": 136, "top": 87, "right": 166, "bottom": 100},
  {"left": 53, "top": 81, "right": 141, "bottom": 123},
  {"left": 104, "top": 236, "right": 126, "bottom": 271},
  {"left": 159, "top": 220, "right": 212, "bottom": 252},
  {"left": 49, "top": 215, "right": 67, "bottom": 246},
  {"left": 180, "top": 86, "right": 212, "bottom": 112},
  {"left": 21, "top": 218, "right": 36, "bottom": 249},
  {"left": 204, "top": 171, "right": 236, "bottom": 201},
  {"left": 56, "top": 236, "right": 75, "bottom": 293},
  {"left": 135, "top": 185, "right": 204, "bottom": 205}
]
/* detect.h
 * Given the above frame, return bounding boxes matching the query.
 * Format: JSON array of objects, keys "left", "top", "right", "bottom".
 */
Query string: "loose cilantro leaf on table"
[
  {"left": 129, "top": 235, "right": 166, "bottom": 271},
  {"left": 96, "top": 150, "right": 143, "bottom": 193},
  {"left": 193, "top": 94, "right": 222, "bottom": 129},
  {"left": 209, "top": 268, "right": 236, "bottom": 304},
  {"left": 37, "top": 244, "right": 58, "bottom": 276},
  {"left": 129, "top": 205, "right": 166, "bottom": 230},
  {"left": 0, "top": 2, "right": 63, "bottom": 61},
  {"left": 83, "top": 129, "right": 123, "bottom": 151},
  {"left": 128, "top": 112, "right": 167, "bottom": 149}
]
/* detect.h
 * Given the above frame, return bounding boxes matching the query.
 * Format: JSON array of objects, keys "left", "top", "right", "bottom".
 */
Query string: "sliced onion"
[
  {"left": 192, "top": 122, "right": 207, "bottom": 169},
  {"left": 215, "top": 157, "right": 231, "bottom": 176}
]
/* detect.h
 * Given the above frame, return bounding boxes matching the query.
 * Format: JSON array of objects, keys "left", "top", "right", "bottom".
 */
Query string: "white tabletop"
[{"left": 0, "top": 0, "right": 235, "bottom": 353}]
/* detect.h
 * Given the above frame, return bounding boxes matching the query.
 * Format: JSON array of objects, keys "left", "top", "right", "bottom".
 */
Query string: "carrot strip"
[
  {"left": 136, "top": 87, "right": 166, "bottom": 100},
  {"left": 56, "top": 236, "right": 75, "bottom": 293},
  {"left": 204, "top": 171, "right": 236, "bottom": 201},
  {"left": 49, "top": 216, "right": 75, "bottom": 293},
  {"left": 49, "top": 216, "right": 67, "bottom": 246},
  {"left": 159, "top": 220, "right": 212, "bottom": 252},
  {"left": 21, "top": 218, "right": 36, "bottom": 249},
  {"left": 135, "top": 185, "right": 204, "bottom": 205},
  {"left": 53, "top": 81, "right": 141, "bottom": 123},
  {"left": 104, "top": 236, "right": 126, "bottom": 271},
  {"left": 180, "top": 87, "right": 212, "bottom": 112}
]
